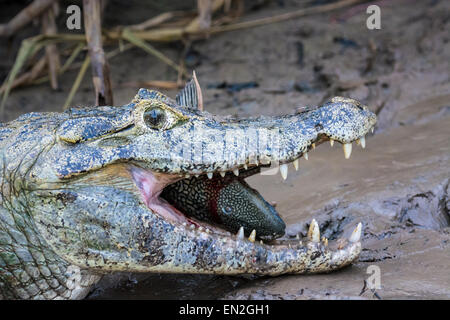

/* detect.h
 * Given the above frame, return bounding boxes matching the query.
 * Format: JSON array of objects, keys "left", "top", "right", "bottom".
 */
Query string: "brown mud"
[{"left": 1, "top": 0, "right": 449, "bottom": 299}]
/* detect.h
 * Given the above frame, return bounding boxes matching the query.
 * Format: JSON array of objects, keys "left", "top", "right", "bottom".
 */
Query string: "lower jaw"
[{"left": 126, "top": 164, "right": 363, "bottom": 275}]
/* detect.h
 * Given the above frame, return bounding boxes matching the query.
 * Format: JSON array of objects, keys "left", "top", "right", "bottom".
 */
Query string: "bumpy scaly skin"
[{"left": 0, "top": 90, "right": 376, "bottom": 299}]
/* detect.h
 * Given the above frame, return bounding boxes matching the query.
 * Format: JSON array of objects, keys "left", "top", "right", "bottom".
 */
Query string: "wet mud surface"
[{"left": 1, "top": 0, "right": 449, "bottom": 299}]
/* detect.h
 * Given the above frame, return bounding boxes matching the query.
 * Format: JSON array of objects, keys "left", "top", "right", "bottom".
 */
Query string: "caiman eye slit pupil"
[{"left": 144, "top": 107, "right": 166, "bottom": 129}]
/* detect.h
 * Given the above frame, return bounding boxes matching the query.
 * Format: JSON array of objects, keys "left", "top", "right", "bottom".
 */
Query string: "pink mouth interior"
[{"left": 130, "top": 166, "right": 190, "bottom": 224}]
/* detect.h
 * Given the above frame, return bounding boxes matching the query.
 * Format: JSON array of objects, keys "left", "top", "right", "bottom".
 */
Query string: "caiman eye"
[{"left": 144, "top": 107, "right": 167, "bottom": 129}]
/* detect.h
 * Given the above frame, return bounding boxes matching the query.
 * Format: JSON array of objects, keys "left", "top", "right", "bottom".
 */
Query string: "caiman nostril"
[{"left": 314, "top": 123, "right": 323, "bottom": 131}]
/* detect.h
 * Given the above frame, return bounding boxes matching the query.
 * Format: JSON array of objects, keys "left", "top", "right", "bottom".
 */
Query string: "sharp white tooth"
[
  {"left": 322, "top": 237, "right": 328, "bottom": 247},
  {"left": 185, "top": 174, "right": 191, "bottom": 178},
  {"left": 330, "top": 139, "right": 334, "bottom": 147},
  {"left": 248, "top": 230, "right": 256, "bottom": 242},
  {"left": 295, "top": 234, "right": 300, "bottom": 240},
  {"left": 195, "top": 174, "right": 200, "bottom": 178},
  {"left": 371, "top": 127, "right": 374, "bottom": 134},
  {"left": 198, "top": 226, "right": 204, "bottom": 232},
  {"left": 360, "top": 136, "right": 366, "bottom": 148},
  {"left": 280, "top": 164, "right": 288, "bottom": 180},
  {"left": 244, "top": 164, "right": 248, "bottom": 170},
  {"left": 237, "top": 226, "right": 244, "bottom": 239},
  {"left": 304, "top": 152, "right": 308, "bottom": 160},
  {"left": 233, "top": 169, "right": 239, "bottom": 176},
  {"left": 259, "top": 240, "right": 263, "bottom": 245},
  {"left": 190, "top": 224, "right": 195, "bottom": 229},
  {"left": 293, "top": 159, "right": 299, "bottom": 171},
  {"left": 349, "top": 222, "right": 362, "bottom": 243},
  {"left": 182, "top": 222, "right": 187, "bottom": 227},
  {"left": 307, "top": 219, "right": 320, "bottom": 243},
  {"left": 207, "top": 172, "right": 213, "bottom": 179},
  {"left": 343, "top": 143, "right": 352, "bottom": 159},
  {"left": 311, "top": 143, "right": 316, "bottom": 149},
  {"left": 220, "top": 171, "right": 226, "bottom": 178},
  {"left": 356, "top": 139, "right": 361, "bottom": 146}
]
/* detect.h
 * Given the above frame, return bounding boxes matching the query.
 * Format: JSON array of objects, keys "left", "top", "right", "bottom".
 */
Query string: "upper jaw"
[{"left": 139, "top": 97, "right": 377, "bottom": 179}]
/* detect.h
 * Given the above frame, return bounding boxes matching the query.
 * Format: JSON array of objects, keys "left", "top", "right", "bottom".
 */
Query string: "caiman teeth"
[
  {"left": 219, "top": 171, "right": 226, "bottom": 178},
  {"left": 237, "top": 226, "right": 244, "bottom": 239},
  {"left": 207, "top": 172, "right": 213, "bottom": 179},
  {"left": 371, "top": 127, "right": 374, "bottom": 134},
  {"left": 360, "top": 135, "right": 366, "bottom": 148},
  {"left": 293, "top": 159, "right": 299, "bottom": 171},
  {"left": 330, "top": 139, "right": 334, "bottom": 147},
  {"left": 307, "top": 219, "right": 320, "bottom": 242},
  {"left": 280, "top": 164, "right": 288, "bottom": 180},
  {"left": 349, "top": 222, "right": 362, "bottom": 243},
  {"left": 311, "top": 143, "right": 316, "bottom": 149},
  {"left": 355, "top": 135, "right": 366, "bottom": 149},
  {"left": 322, "top": 236, "right": 328, "bottom": 247},
  {"left": 243, "top": 164, "right": 248, "bottom": 170},
  {"left": 304, "top": 152, "right": 309, "bottom": 160},
  {"left": 233, "top": 169, "right": 239, "bottom": 176},
  {"left": 343, "top": 142, "right": 352, "bottom": 159},
  {"left": 248, "top": 229, "right": 256, "bottom": 242}
]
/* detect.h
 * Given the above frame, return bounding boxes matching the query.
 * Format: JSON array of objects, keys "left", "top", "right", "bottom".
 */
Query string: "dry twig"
[
  {"left": 0, "top": 56, "right": 46, "bottom": 94},
  {"left": 41, "top": 6, "right": 60, "bottom": 90},
  {"left": 63, "top": 55, "right": 90, "bottom": 110},
  {"left": 0, "top": 0, "right": 56, "bottom": 37},
  {"left": 83, "top": 0, "right": 113, "bottom": 106},
  {"left": 126, "top": 11, "right": 188, "bottom": 31}
]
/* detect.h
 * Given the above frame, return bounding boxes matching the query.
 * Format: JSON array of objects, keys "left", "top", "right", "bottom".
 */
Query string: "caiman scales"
[{"left": 0, "top": 81, "right": 376, "bottom": 299}]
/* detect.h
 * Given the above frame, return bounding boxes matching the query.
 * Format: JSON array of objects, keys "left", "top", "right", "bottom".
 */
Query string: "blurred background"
[{"left": 0, "top": 0, "right": 448, "bottom": 299}]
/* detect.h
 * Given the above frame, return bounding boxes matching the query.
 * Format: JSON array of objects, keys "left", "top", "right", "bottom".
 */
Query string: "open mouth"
[{"left": 129, "top": 131, "right": 373, "bottom": 246}]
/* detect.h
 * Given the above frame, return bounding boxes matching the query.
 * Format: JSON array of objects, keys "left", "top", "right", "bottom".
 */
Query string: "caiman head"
[{"left": 22, "top": 88, "right": 376, "bottom": 276}]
